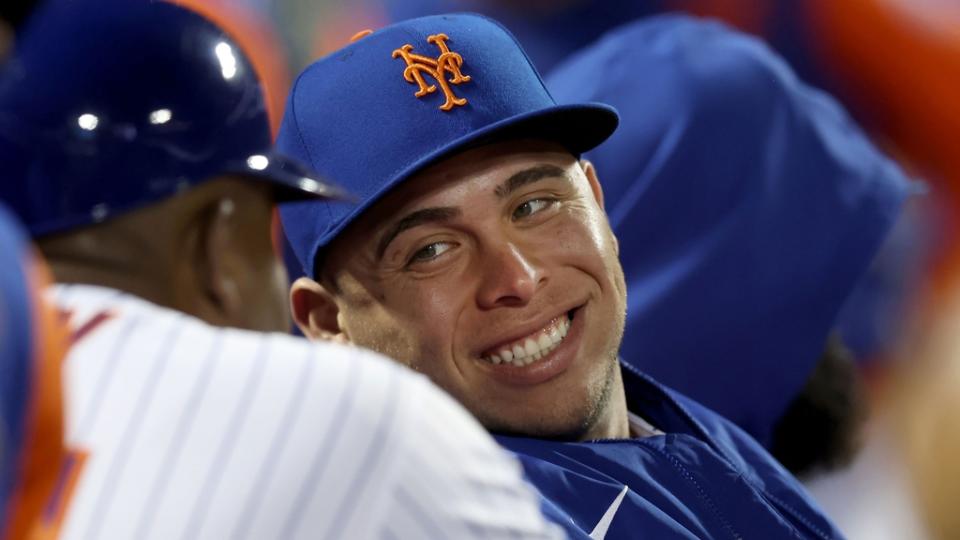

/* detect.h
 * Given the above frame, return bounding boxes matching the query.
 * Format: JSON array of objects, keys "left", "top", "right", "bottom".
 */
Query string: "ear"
[
  {"left": 580, "top": 159, "right": 605, "bottom": 211},
  {"left": 290, "top": 277, "right": 351, "bottom": 343},
  {"left": 194, "top": 198, "right": 243, "bottom": 323}
]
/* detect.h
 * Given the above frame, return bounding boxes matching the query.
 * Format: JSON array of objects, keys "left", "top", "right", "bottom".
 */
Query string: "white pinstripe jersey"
[{"left": 47, "top": 284, "right": 562, "bottom": 540}]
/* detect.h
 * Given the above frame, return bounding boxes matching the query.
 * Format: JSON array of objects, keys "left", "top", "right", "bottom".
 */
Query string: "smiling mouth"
[{"left": 481, "top": 310, "right": 576, "bottom": 367}]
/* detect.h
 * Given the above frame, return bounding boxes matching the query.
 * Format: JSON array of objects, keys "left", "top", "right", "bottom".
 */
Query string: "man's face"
[{"left": 318, "top": 140, "right": 628, "bottom": 439}]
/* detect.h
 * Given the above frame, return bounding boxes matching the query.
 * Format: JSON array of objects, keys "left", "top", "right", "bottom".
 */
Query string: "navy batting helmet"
[{"left": 0, "top": 0, "right": 341, "bottom": 236}]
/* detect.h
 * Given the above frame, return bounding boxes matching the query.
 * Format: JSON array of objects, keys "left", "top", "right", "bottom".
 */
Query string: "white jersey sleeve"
[{"left": 47, "top": 284, "right": 562, "bottom": 540}]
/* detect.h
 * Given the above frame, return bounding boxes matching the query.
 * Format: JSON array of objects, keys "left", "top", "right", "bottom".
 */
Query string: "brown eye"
[
  {"left": 408, "top": 241, "right": 453, "bottom": 265},
  {"left": 513, "top": 198, "right": 553, "bottom": 220}
]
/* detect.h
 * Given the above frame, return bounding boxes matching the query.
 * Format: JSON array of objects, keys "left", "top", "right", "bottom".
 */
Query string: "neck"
[
  {"left": 37, "top": 221, "right": 185, "bottom": 311},
  {"left": 45, "top": 256, "right": 175, "bottom": 312},
  {"left": 580, "top": 364, "right": 631, "bottom": 440}
]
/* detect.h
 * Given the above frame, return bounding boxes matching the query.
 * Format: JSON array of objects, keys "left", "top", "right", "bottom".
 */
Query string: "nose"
[{"left": 476, "top": 241, "right": 546, "bottom": 309}]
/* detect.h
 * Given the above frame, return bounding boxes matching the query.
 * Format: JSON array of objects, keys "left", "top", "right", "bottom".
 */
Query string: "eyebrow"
[
  {"left": 376, "top": 206, "right": 461, "bottom": 260},
  {"left": 494, "top": 164, "right": 569, "bottom": 198},
  {"left": 374, "top": 164, "right": 569, "bottom": 260}
]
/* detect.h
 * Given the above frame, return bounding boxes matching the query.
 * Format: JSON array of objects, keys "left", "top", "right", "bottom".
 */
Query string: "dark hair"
[
  {"left": 312, "top": 247, "right": 343, "bottom": 294},
  {"left": 770, "top": 335, "right": 868, "bottom": 479}
]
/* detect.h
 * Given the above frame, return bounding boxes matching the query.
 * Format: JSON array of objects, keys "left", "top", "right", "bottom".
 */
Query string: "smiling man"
[
  {"left": 311, "top": 139, "right": 629, "bottom": 441},
  {"left": 280, "top": 13, "right": 843, "bottom": 539}
]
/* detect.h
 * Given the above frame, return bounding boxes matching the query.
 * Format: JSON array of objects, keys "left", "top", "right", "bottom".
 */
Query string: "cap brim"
[
  {"left": 462, "top": 102, "right": 619, "bottom": 157},
  {"left": 230, "top": 152, "right": 353, "bottom": 202},
  {"left": 318, "top": 101, "right": 618, "bottom": 247}
]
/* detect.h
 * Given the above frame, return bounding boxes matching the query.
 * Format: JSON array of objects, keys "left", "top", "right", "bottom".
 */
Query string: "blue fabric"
[
  {"left": 545, "top": 16, "right": 915, "bottom": 447},
  {"left": 276, "top": 13, "right": 618, "bottom": 277},
  {"left": 832, "top": 208, "right": 928, "bottom": 363},
  {"left": 498, "top": 361, "right": 843, "bottom": 539},
  {"left": 380, "top": 0, "right": 669, "bottom": 73},
  {"left": 0, "top": 0, "right": 330, "bottom": 237},
  {"left": 0, "top": 204, "right": 36, "bottom": 518}
]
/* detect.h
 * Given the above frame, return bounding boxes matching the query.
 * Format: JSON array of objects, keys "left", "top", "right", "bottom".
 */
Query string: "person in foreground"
[
  {"left": 280, "top": 13, "right": 844, "bottom": 539},
  {"left": 0, "top": 204, "right": 66, "bottom": 540},
  {"left": 0, "top": 2, "right": 561, "bottom": 538}
]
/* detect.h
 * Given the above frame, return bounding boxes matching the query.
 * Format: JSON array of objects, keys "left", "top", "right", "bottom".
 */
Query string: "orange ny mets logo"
[{"left": 392, "top": 34, "right": 471, "bottom": 111}]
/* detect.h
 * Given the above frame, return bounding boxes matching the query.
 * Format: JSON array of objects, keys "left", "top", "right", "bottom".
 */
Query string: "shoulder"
[
  {"left": 52, "top": 284, "right": 432, "bottom": 430},
  {"left": 51, "top": 291, "right": 482, "bottom": 537},
  {"left": 666, "top": 387, "right": 841, "bottom": 537}
]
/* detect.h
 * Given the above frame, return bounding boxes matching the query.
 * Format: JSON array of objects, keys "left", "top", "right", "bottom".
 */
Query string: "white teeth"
[
  {"left": 484, "top": 314, "right": 574, "bottom": 366},
  {"left": 524, "top": 338, "right": 538, "bottom": 356},
  {"left": 548, "top": 327, "right": 561, "bottom": 345}
]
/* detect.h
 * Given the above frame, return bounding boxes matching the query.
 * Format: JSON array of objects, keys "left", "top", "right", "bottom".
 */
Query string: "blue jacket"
[{"left": 497, "top": 362, "right": 843, "bottom": 539}]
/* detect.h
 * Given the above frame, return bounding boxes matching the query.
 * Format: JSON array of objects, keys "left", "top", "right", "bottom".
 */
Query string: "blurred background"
[{"left": 4, "top": 0, "right": 959, "bottom": 538}]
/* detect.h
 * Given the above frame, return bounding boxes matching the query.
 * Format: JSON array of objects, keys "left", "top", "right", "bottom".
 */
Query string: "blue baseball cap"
[
  {"left": 547, "top": 15, "right": 919, "bottom": 447},
  {"left": 278, "top": 13, "right": 618, "bottom": 277},
  {"left": 0, "top": 0, "right": 342, "bottom": 237}
]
